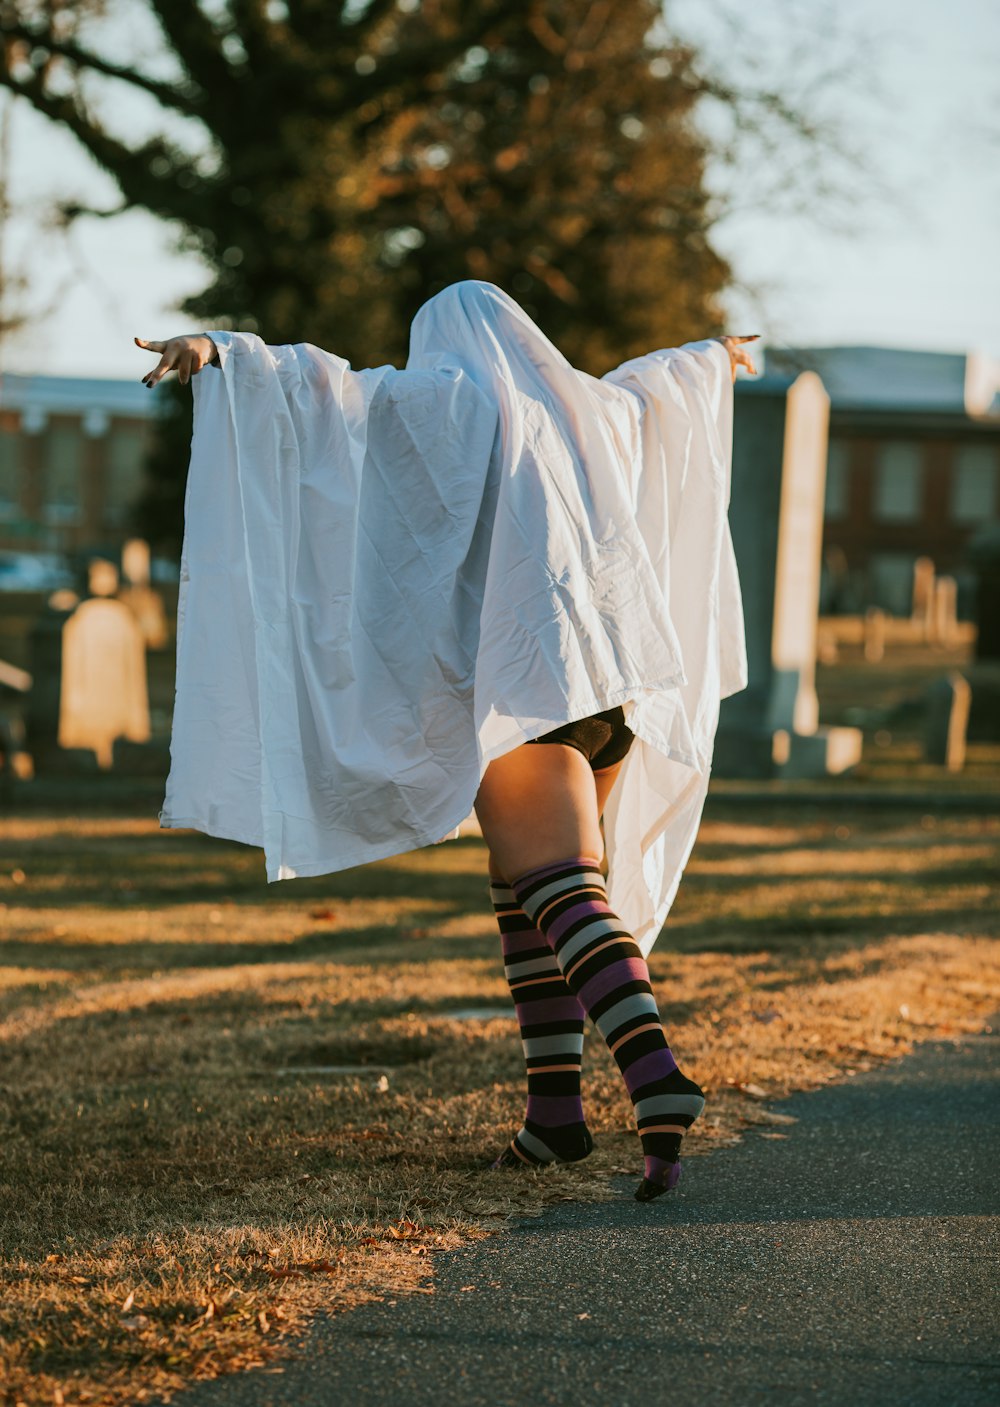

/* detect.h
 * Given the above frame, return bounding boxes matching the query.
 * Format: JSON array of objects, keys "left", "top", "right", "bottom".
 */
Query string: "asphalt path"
[{"left": 156, "top": 1026, "right": 1000, "bottom": 1407}]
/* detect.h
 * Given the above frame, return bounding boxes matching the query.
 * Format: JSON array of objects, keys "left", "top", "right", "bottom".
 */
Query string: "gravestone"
[
  {"left": 715, "top": 371, "right": 863, "bottom": 779},
  {"left": 118, "top": 537, "right": 169, "bottom": 649},
  {"left": 864, "top": 606, "right": 887, "bottom": 663},
  {"left": 57, "top": 558, "right": 151, "bottom": 770},
  {"left": 911, "top": 556, "right": 935, "bottom": 639},
  {"left": 932, "top": 575, "right": 958, "bottom": 648},
  {"left": 923, "top": 672, "right": 971, "bottom": 770}
]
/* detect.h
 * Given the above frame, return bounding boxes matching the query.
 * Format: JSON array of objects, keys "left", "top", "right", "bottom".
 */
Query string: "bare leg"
[
  {"left": 476, "top": 743, "right": 704, "bottom": 1200},
  {"left": 477, "top": 743, "right": 613, "bottom": 882},
  {"left": 480, "top": 746, "right": 624, "bottom": 1168}
]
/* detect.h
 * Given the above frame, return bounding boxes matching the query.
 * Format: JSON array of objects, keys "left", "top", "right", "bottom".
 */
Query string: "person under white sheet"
[{"left": 136, "top": 279, "right": 756, "bottom": 1199}]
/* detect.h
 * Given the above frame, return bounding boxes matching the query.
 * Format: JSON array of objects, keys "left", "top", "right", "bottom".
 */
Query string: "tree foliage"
[{"left": 0, "top": 0, "right": 790, "bottom": 547}]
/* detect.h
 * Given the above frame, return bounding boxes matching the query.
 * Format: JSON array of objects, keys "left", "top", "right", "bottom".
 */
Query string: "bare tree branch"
[{"left": 1, "top": 17, "right": 204, "bottom": 115}]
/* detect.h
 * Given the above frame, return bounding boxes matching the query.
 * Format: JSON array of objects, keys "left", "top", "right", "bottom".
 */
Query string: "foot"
[
  {"left": 634, "top": 1070, "right": 705, "bottom": 1201},
  {"left": 634, "top": 1161, "right": 683, "bottom": 1201},
  {"left": 488, "top": 1121, "right": 594, "bottom": 1170}
]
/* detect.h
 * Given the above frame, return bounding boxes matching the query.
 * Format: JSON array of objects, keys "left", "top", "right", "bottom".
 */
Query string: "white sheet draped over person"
[{"left": 158, "top": 279, "right": 748, "bottom": 955}]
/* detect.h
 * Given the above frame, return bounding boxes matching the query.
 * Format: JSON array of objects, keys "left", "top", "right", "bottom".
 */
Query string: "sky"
[{"left": 0, "top": 0, "right": 997, "bottom": 380}]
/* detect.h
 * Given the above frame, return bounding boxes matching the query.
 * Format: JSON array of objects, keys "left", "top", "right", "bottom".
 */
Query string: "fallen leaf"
[
  {"left": 729, "top": 1081, "right": 769, "bottom": 1100},
  {"left": 576, "top": 1312, "right": 591, "bottom": 1320},
  {"left": 121, "top": 1290, "right": 136, "bottom": 1314},
  {"left": 387, "top": 1220, "right": 421, "bottom": 1240}
]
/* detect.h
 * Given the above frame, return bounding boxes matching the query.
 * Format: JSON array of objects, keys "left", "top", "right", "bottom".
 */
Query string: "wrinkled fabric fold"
[{"left": 159, "top": 280, "right": 747, "bottom": 953}]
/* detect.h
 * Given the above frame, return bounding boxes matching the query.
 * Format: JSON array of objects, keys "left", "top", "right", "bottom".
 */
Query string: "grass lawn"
[{"left": 1, "top": 803, "right": 998, "bottom": 1406}]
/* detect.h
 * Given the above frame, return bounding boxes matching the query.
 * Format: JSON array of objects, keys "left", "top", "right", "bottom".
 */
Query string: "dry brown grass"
[{"left": 1, "top": 806, "right": 998, "bottom": 1407}]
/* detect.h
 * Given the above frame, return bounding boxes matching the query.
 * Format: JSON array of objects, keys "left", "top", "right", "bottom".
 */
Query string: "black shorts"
[{"left": 527, "top": 705, "right": 635, "bottom": 772}]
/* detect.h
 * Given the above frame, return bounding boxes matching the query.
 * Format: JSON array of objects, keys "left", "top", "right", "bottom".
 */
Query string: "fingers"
[
  {"left": 142, "top": 351, "right": 185, "bottom": 389},
  {"left": 137, "top": 340, "right": 196, "bottom": 388},
  {"left": 137, "top": 336, "right": 170, "bottom": 389},
  {"left": 137, "top": 334, "right": 214, "bottom": 387},
  {"left": 178, "top": 351, "right": 199, "bottom": 386},
  {"left": 719, "top": 334, "right": 759, "bottom": 381},
  {"left": 141, "top": 352, "right": 172, "bottom": 389}
]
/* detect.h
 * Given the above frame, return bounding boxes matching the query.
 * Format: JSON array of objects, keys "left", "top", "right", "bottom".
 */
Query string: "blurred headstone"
[
  {"left": 715, "top": 371, "right": 862, "bottom": 778},
  {"left": 923, "top": 672, "right": 971, "bottom": 770},
  {"left": 118, "top": 537, "right": 169, "bottom": 649},
  {"left": 911, "top": 556, "right": 935, "bottom": 639},
  {"left": 932, "top": 575, "right": 958, "bottom": 649},
  {"left": 57, "top": 559, "right": 150, "bottom": 770},
  {"left": 863, "top": 606, "right": 887, "bottom": 662}
]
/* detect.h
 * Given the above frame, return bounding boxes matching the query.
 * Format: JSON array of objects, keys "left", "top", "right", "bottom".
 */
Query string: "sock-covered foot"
[
  {"left": 489, "top": 1121, "right": 594, "bottom": 1170},
  {"left": 635, "top": 1160, "right": 683, "bottom": 1201},
  {"left": 488, "top": 878, "right": 594, "bottom": 1169},
  {"left": 633, "top": 1067, "right": 705, "bottom": 1199},
  {"left": 509, "top": 857, "right": 705, "bottom": 1197}
]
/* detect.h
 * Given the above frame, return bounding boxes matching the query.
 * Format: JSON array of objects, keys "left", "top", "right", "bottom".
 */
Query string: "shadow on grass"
[
  {"left": 658, "top": 900, "right": 995, "bottom": 958},
  {"left": 0, "top": 916, "right": 499, "bottom": 977},
  {"left": 0, "top": 835, "right": 492, "bottom": 911}
]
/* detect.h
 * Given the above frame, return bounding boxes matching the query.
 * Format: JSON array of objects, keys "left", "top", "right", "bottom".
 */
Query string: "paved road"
[{"left": 158, "top": 1028, "right": 1000, "bottom": 1407}]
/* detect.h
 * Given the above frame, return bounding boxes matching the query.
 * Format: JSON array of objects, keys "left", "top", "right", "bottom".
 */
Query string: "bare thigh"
[{"left": 476, "top": 744, "right": 626, "bottom": 883}]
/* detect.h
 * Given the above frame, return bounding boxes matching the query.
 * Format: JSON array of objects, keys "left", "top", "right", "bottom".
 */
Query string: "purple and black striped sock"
[
  {"left": 488, "top": 879, "right": 593, "bottom": 1168},
  {"left": 510, "top": 855, "right": 705, "bottom": 1201}
]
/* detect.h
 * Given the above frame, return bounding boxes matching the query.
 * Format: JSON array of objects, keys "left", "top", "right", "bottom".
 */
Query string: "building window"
[
  {"left": 873, "top": 442, "right": 923, "bottom": 522},
  {"left": 105, "top": 426, "right": 148, "bottom": 527},
  {"left": 824, "top": 439, "right": 850, "bottom": 520},
  {"left": 951, "top": 444, "right": 998, "bottom": 525},
  {"left": 43, "top": 425, "right": 84, "bottom": 524},
  {"left": 868, "top": 552, "right": 918, "bottom": 615},
  {"left": 0, "top": 429, "right": 20, "bottom": 520}
]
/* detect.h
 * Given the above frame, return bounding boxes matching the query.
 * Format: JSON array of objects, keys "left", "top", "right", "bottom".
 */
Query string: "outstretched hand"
[
  {"left": 135, "top": 334, "right": 219, "bottom": 388},
  {"left": 716, "top": 335, "right": 760, "bottom": 384}
]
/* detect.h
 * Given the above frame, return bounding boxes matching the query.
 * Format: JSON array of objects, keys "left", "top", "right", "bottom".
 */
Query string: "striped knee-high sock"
[
  {"left": 488, "top": 879, "right": 593, "bottom": 1168},
  {"left": 510, "top": 856, "right": 704, "bottom": 1200}
]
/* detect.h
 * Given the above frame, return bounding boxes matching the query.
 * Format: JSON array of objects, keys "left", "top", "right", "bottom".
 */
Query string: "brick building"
[
  {"left": 0, "top": 371, "right": 157, "bottom": 556},
  {"left": 765, "top": 346, "right": 1000, "bottom": 617}
]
